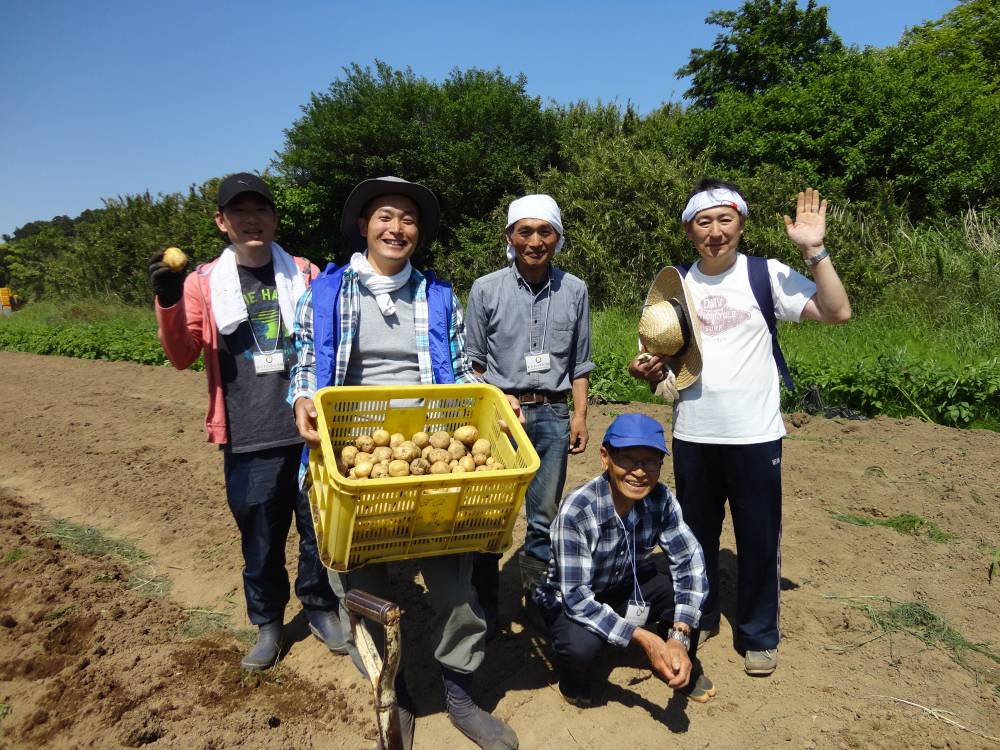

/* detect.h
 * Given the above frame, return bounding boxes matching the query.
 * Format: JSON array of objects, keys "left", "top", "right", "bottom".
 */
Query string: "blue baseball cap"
[{"left": 602, "top": 414, "right": 668, "bottom": 455}]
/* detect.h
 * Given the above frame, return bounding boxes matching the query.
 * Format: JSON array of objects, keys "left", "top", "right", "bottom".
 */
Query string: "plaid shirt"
[
  {"left": 289, "top": 266, "right": 479, "bottom": 403},
  {"left": 537, "top": 474, "right": 707, "bottom": 648}
]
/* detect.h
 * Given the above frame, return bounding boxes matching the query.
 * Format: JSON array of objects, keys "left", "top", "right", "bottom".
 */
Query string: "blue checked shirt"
[
  {"left": 536, "top": 474, "right": 707, "bottom": 648},
  {"left": 289, "top": 266, "right": 480, "bottom": 405}
]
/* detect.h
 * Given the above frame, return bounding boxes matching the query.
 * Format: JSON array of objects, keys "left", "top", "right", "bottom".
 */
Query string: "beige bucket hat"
[{"left": 638, "top": 267, "right": 703, "bottom": 389}]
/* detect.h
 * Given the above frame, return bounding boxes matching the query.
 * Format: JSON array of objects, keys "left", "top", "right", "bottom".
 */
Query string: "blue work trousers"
[
  {"left": 521, "top": 401, "right": 571, "bottom": 562},
  {"left": 223, "top": 443, "right": 337, "bottom": 625},
  {"left": 671, "top": 438, "right": 783, "bottom": 651}
]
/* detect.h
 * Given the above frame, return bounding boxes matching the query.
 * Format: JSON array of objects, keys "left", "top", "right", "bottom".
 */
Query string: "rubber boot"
[
  {"left": 305, "top": 608, "right": 351, "bottom": 654},
  {"left": 517, "top": 551, "right": 548, "bottom": 632},
  {"left": 241, "top": 620, "right": 284, "bottom": 671},
  {"left": 442, "top": 668, "right": 518, "bottom": 750}
]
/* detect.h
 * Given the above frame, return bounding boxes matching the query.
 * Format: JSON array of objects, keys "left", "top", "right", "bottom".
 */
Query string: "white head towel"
[
  {"left": 505, "top": 194, "right": 565, "bottom": 261},
  {"left": 681, "top": 188, "right": 748, "bottom": 224}
]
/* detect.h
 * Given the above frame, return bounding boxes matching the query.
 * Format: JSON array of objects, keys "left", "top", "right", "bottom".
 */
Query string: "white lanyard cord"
[
  {"left": 616, "top": 513, "right": 646, "bottom": 606},
  {"left": 248, "top": 303, "right": 282, "bottom": 356},
  {"left": 526, "top": 272, "right": 552, "bottom": 356}
]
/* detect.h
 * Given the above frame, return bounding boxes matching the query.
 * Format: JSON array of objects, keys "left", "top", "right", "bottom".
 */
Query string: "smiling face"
[
  {"left": 215, "top": 193, "right": 277, "bottom": 255},
  {"left": 507, "top": 218, "right": 559, "bottom": 278},
  {"left": 600, "top": 445, "right": 664, "bottom": 510},
  {"left": 358, "top": 194, "right": 420, "bottom": 275},
  {"left": 684, "top": 205, "right": 744, "bottom": 273}
]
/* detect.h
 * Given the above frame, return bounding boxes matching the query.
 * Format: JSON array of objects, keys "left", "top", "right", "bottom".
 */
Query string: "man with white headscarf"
[
  {"left": 289, "top": 176, "right": 518, "bottom": 750},
  {"left": 630, "top": 178, "right": 850, "bottom": 679},
  {"left": 465, "top": 194, "right": 595, "bottom": 634}
]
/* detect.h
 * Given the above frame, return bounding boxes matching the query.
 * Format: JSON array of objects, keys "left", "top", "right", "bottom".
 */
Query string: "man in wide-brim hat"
[
  {"left": 630, "top": 180, "right": 850, "bottom": 679},
  {"left": 289, "top": 176, "right": 517, "bottom": 750}
]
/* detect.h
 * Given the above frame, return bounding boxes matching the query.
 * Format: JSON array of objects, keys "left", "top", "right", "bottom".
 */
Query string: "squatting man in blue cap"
[
  {"left": 534, "top": 413, "right": 712, "bottom": 706},
  {"left": 289, "top": 176, "right": 517, "bottom": 750},
  {"left": 630, "top": 181, "right": 850, "bottom": 678}
]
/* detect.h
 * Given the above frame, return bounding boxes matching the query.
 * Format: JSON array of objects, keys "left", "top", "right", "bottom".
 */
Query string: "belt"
[{"left": 514, "top": 390, "right": 568, "bottom": 405}]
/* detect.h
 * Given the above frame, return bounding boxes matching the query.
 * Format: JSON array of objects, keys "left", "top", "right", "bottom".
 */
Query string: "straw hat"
[{"left": 638, "top": 267, "right": 703, "bottom": 389}]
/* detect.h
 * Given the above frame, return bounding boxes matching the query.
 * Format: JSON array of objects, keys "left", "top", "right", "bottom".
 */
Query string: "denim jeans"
[
  {"left": 223, "top": 443, "right": 338, "bottom": 625},
  {"left": 521, "top": 401, "right": 571, "bottom": 562}
]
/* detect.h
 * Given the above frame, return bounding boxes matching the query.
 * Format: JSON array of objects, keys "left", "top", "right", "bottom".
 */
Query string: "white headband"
[
  {"left": 681, "top": 188, "right": 748, "bottom": 224},
  {"left": 505, "top": 194, "right": 565, "bottom": 261}
]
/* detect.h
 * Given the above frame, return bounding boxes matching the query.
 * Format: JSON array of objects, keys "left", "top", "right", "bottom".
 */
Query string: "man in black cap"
[
  {"left": 290, "top": 176, "right": 518, "bottom": 750},
  {"left": 150, "top": 172, "right": 344, "bottom": 672}
]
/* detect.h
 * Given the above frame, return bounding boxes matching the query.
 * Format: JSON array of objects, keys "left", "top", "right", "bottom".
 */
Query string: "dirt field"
[{"left": 0, "top": 350, "right": 997, "bottom": 750}]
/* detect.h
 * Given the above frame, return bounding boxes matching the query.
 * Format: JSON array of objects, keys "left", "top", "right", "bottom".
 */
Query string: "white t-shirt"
[{"left": 672, "top": 254, "right": 816, "bottom": 444}]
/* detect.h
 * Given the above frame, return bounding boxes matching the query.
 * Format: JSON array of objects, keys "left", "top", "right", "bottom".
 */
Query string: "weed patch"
[
  {"left": 47, "top": 519, "right": 149, "bottom": 562},
  {"left": 830, "top": 511, "right": 956, "bottom": 543},
  {"left": 180, "top": 608, "right": 231, "bottom": 639},
  {"left": 1, "top": 548, "right": 27, "bottom": 564},
  {"left": 42, "top": 604, "right": 77, "bottom": 621}
]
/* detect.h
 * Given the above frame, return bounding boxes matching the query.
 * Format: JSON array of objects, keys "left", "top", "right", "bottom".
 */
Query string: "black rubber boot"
[
  {"left": 517, "top": 551, "right": 549, "bottom": 632},
  {"left": 442, "top": 668, "right": 518, "bottom": 750},
  {"left": 305, "top": 608, "right": 350, "bottom": 654},
  {"left": 241, "top": 620, "right": 284, "bottom": 671}
]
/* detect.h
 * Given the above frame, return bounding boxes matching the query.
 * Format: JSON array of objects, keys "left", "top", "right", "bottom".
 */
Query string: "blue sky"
[{"left": 1, "top": 0, "right": 957, "bottom": 238}]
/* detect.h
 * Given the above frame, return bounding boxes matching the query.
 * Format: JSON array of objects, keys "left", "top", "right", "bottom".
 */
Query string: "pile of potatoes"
[{"left": 339, "top": 425, "right": 504, "bottom": 480}]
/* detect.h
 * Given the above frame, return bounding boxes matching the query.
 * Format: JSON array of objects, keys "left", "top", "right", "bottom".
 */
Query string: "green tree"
[
  {"left": 274, "top": 61, "right": 559, "bottom": 268},
  {"left": 678, "top": 0, "right": 843, "bottom": 107}
]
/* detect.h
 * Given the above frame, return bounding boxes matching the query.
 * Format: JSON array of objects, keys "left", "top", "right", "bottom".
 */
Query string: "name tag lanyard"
[
  {"left": 249, "top": 303, "right": 286, "bottom": 375},
  {"left": 616, "top": 513, "right": 649, "bottom": 627},
  {"left": 524, "top": 273, "right": 553, "bottom": 374}
]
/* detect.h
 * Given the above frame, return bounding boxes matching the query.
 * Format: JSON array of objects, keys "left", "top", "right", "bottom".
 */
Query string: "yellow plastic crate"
[{"left": 308, "top": 383, "right": 540, "bottom": 571}]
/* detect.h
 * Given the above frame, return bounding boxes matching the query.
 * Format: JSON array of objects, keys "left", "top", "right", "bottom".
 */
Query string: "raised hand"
[{"left": 783, "top": 188, "right": 827, "bottom": 250}]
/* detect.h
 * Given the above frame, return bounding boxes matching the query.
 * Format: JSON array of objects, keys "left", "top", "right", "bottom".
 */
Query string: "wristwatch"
[
  {"left": 667, "top": 628, "right": 691, "bottom": 651},
  {"left": 804, "top": 248, "right": 830, "bottom": 268}
]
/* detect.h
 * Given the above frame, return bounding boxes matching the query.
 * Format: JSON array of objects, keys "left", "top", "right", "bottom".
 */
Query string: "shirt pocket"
[{"left": 547, "top": 317, "right": 576, "bottom": 356}]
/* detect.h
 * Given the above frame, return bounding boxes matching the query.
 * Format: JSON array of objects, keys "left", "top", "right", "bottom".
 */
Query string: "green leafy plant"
[
  {"left": 830, "top": 511, "right": 956, "bottom": 543},
  {"left": 1, "top": 548, "right": 27, "bottom": 564}
]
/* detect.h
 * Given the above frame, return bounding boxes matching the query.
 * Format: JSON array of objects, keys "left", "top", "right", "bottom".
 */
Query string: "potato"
[
  {"left": 473, "top": 452, "right": 488, "bottom": 466},
  {"left": 475, "top": 465, "right": 491, "bottom": 472},
  {"left": 429, "top": 431, "right": 451, "bottom": 449},
  {"left": 355, "top": 451, "right": 374, "bottom": 465},
  {"left": 427, "top": 448, "right": 450, "bottom": 465},
  {"left": 355, "top": 435, "right": 375, "bottom": 453},
  {"left": 348, "top": 467, "right": 357, "bottom": 478},
  {"left": 453, "top": 425, "right": 479, "bottom": 446},
  {"left": 447, "top": 441, "right": 467, "bottom": 461},
  {"left": 162, "top": 246, "right": 188, "bottom": 272},
  {"left": 389, "top": 432, "right": 405, "bottom": 449},
  {"left": 485, "top": 456, "right": 496, "bottom": 466},
  {"left": 409, "top": 458, "right": 431, "bottom": 476},
  {"left": 341, "top": 445, "right": 359, "bottom": 468},
  {"left": 452, "top": 464, "right": 467, "bottom": 473},
  {"left": 372, "top": 429, "right": 391, "bottom": 447},
  {"left": 370, "top": 463, "right": 389, "bottom": 479},
  {"left": 393, "top": 441, "right": 419, "bottom": 462},
  {"left": 471, "top": 438, "right": 491, "bottom": 457},
  {"left": 354, "top": 461, "right": 374, "bottom": 479},
  {"left": 372, "top": 446, "right": 393, "bottom": 464},
  {"left": 421, "top": 444, "right": 434, "bottom": 460},
  {"left": 388, "top": 459, "right": 410, "bottom": 477},
  {"left": 430, "top": 461, "right": 451, "bottom": 474},
  {"left": 458, "top": 455, "right": 476, "bottom": 472},
  {"left": 411, "top": 431, "right": 430, "bottom": 449}
]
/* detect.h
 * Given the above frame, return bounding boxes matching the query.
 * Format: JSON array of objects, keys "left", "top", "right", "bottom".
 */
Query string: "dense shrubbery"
[{"left": 2, "top": 0, "right": 998, "bottom": 428}]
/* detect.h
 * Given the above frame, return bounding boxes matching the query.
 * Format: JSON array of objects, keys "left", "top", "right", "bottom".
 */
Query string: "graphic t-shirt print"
[
  {"left": 698, "top": 295, "right": 751, "bottom": 336},
  {"left": 244, "top": 286, "right": 282, "bottom": 356}
]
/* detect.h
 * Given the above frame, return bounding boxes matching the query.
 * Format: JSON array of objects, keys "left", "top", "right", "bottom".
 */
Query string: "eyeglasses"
[{"left": 611, "top": 451, "right": 663, "bottom": 473}]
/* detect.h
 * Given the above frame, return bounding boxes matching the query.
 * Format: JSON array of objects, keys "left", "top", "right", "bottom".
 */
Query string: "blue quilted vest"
[{"left": 310, "top": 263, "right": 457, "bottom": 388}]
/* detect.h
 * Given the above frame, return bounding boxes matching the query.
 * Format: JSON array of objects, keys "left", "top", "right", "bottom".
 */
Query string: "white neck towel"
[
  {"left": 350, "top": 252, "right": 413, "bottom": 316},
  {"left": 209, "top": 242, "right": 307, "bottom": 336}
]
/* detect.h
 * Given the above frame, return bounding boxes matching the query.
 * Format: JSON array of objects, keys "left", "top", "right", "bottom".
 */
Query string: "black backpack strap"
[
  {"left": 746, "top": 256, "right": 795, "bottom": 391},
  {"left": 675, "top": 262, "right": 691, "bottom": 278}
]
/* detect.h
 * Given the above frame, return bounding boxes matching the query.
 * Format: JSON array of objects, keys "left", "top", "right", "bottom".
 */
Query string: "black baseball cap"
[{"left": 217, "top": 172, "right": 275, "bottom": 210}]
